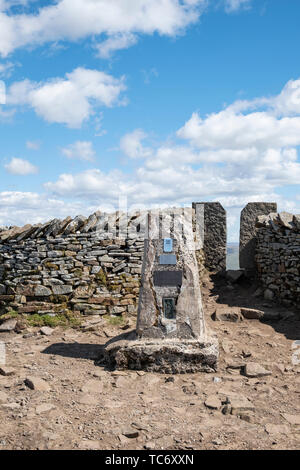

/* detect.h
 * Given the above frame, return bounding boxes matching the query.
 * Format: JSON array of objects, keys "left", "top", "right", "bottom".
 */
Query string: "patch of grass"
[
  {"left": 27, "top": 312, "right": 81, "bottom": 328},
  {"left": 103, "top": 314, "right": 125, "bottom": 327},
  {"left": 0, "top": 310, "right": 19, "bottom": 321}
]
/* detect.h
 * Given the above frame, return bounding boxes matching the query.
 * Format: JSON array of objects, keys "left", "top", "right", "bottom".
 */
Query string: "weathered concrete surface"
[
  {"left": 104, "top": 332, "right": 218, "bottom": 373},
  {"left": 193, "top": 202, "right": 227, "bottom": 272},
  {"left": 240, "top": 202, "right": 277, "bottom": 272},
  {"left": 104, "top": 207, "right": 218, "bottom": 373},
  {"left": 136, "top": 208, "right": 205, "bottom": 340}
]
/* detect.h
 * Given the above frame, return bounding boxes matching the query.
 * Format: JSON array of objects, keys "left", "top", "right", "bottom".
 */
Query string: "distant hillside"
[{"left": 227, "top": 243, "right": 239, "bottom": 270}]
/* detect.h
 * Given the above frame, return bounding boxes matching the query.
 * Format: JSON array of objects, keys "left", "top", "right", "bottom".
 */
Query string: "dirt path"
[{"left": 0, "top": 274, "right": 299, "bottom": 450}]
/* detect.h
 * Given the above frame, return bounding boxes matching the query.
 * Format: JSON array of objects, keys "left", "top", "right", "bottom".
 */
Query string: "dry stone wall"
[
  {"left": 255, "top": 212, "right": 300, "bottom": 307},
  {"left": 193, "top": 202, "right": 227, "bottom": 272},
  {"left": 240, "top": 202, "right": 277, "bottom": 272},
  {"left": 0, "top": 208, "right": 205, "bottom": 321}
]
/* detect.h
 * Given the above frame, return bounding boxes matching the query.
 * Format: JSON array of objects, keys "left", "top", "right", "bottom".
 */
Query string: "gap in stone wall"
[{"left": 226, "top": 209, "right": 240, "bottom": 271}]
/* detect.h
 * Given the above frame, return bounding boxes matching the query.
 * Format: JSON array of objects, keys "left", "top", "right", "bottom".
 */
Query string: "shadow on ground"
[
  {"left": 41, "top": 330, "right": 136, "bottom": 367},
  {"left": 42, "top": 342, "right": 104, "bottom": 360},
  {"left": 208, "top": 272, "right": 300, "bottom": 341}
]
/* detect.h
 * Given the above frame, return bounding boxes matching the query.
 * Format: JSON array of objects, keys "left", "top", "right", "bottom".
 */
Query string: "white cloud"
[
  {"left": 26, "top": 140, "right": 40, "bottom": 150},
  {"left": 0, "top": 60, "right": 14, "bottom": 77},
  {"left": 142, "top": 68, "right": 159, "bottom": 85},
  {"left": 0, "top": 78, "right": 5, "bottom": 104},
  {"left": 2, "top": 75, "right": 300, "bottom": 243},
  {"left": 120, "top": 129, "right": 153, "bottom": 159},
  {"left": 4, "top": 157, "right": 38, "bottom": 175},
  {"left": 0, "top": 190, "right": 100, "bottom": 227},
  {"left": 0, "top": 0, "right": 207, "bottom": 57},
  {"left": 271, "top": 78, "right": 300, "bottom": 116},
  {"left": 61, "top": 141, "right": 96, "bottom": 162},
  {"left": 224, "top": 0, "right": 251, "bottom": 13},
  {"left": 177, "top": 111, "right": 300, "bottom": 151},
  {"left": 96, "top": 33, "right": 138, "bottom": 59},
  {"left": 44, "top": 76, "right": 300, "bottom": 214},
  {"left": 7, "top": 67, "right": 126, "bottom": 128}
]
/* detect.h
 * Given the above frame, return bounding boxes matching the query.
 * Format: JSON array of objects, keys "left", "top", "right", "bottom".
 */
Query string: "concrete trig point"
[{"left": 104, "top": 207, "right": 218, "bottom": 373}]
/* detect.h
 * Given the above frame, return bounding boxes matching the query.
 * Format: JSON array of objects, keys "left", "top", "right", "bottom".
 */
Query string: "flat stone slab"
[{"left": 102, "top": 332, "right": 219, "bottom": 374}]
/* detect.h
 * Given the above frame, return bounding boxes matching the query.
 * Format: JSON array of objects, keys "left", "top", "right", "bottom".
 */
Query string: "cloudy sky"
[{"left": 0, "top": 0, "right": 300, "bottom": 241}]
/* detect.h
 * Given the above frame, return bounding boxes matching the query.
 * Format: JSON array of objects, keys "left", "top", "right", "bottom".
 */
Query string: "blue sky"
[{"left": 0, "top": 0, "right": 300, "bottom": 241}]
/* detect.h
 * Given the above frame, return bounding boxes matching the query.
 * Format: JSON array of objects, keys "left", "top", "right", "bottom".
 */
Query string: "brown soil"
[{"left": 0, "top": 273, "right": 299, "bottom": 450}]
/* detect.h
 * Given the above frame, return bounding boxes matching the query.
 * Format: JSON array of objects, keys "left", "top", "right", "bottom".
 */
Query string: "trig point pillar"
[{"left": 104, "top": 207, "right": 218, "bottom": 374}]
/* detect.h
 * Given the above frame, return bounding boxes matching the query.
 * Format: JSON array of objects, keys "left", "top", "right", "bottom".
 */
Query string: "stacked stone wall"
[
  {"left": 240, "top": 202, "right": 277, "bottom": 272},
  {"left": 193, "top": 202, "right": 226, "bottom": 272},
  {"left": 0, "top": 208, "right": 205, "bottom": 321},
  {"left": 255, "top": 212, "right": 300, "bottom": 308}
]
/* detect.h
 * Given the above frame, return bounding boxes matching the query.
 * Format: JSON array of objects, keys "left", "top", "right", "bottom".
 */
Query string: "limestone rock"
[
  {"left": 122, "top": 428, "right": 139, "bottom": 439},
  {"left": 204, "top": 395, "right": 222, "bottom": 410},
  {"left": 77, "top": 394, "right": 99, "bottom": 405},
  {"left": 25, "top": 377, "right": 51, "bottom": 391},
  {"left": 36, "top": 403, "right": 56, "bottom": 414},
  {"left": 277, "top": 212, "right": 294, "bottom": 229},
  {"left": 40, "top": 327, "right": 54, "bottom": 336},
  {"left": 0, "top": 318, "right": 17, "bottom": 332},
  {"left": 80, "top": 379, "right": 103, "bottom": 394},
  {"left": 282, "top": 414, "right": 300, "bottom": 425},
  {"left": 64, "top": 215, "right": 87, "bottom": 235},
  {"left": 228, "top": 395, "right": 255, "bottom": 415},
  {"left": 0, "top": 391, "right": 8, "bottom": 403},
  {"left": 243, "top": 362, "right": 272, "bottom": 378},
  {"left": 34, "top": 286, "right": 52, "bottom": 297},
  {"left": 52, "top": 285, "right": 73, "bottom": 295},
  {"left": 0, "top": 366, "right": 15, "bottom": 376},
  {"left": 265, "top": 424, "right": 290, "bottom": 435},
  {"left": 212, "top": 308, "right": 243, "bottom": 323},
  {"left": 241, "top": 308, "right": 264, "bottom": 320}
]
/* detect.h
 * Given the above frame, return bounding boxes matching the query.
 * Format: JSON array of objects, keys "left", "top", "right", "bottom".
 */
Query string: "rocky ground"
[{"left": 0, "top": 273, "right": 299, "bottom": 451}]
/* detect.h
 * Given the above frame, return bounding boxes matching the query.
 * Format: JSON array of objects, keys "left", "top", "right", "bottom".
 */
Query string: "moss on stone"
[
  {"left": 44, "top": 262, "right": 59, "bottom": 271},
  {"left": 0, "top": 310, "right": 18, "bottom": 320},
  {"left": 49, "top": 295, "right": 69, "bottom": 304},
  {"left": 95, "top": 268, "right": 107, "bottom": 286}
]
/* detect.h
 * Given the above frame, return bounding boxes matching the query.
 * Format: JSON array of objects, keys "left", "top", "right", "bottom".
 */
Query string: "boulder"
[
  {"left": 212, "top": 308, "right": 243, "bottom": 323},
  {"left": 277, "top": 212, "right": 294, "bottom": 229},
  {"left": 40, "top": 327, "right": 54, "bottom": 336},
  {"left": 204, "top": 395, "right": 222, "bottom": 410},
  {"left": 25, "top": 377, "right": 51, "bottom": 391},
  {"left": 34, "top": 286, "right": 52, "bottom": 297},
  {"left": 241, "top": 308, "right": 264, "bottom": 320},
  {"left": 243, "top": 362, "right": 272, "bottom": 378},
  {"left": 282, "top": 414, "right": 300, "bottom": 425},
  {"left": 52, "top": 285, "right": 73, "bottom": 295},
  {"left": 0, "top": 366, "right": 16, "bottom": 376},
  {"left": 0, "top": 318, "right": 17, "bottom": 332}
]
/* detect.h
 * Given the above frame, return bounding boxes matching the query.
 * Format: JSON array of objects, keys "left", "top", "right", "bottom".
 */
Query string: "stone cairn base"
[{"left": 103, "top": 332, "right": 219, "bottom": 374}]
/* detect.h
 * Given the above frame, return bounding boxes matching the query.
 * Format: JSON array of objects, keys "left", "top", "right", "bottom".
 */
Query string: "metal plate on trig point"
[
  {"left": 163, "top": 238, "right": 173, "bottom": 253},
  {"left": 153, "top": 270, "right": 182, "bottom": 286},
  {"left": 159, "top": 254, "right": 177, "bottom": 265}
]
